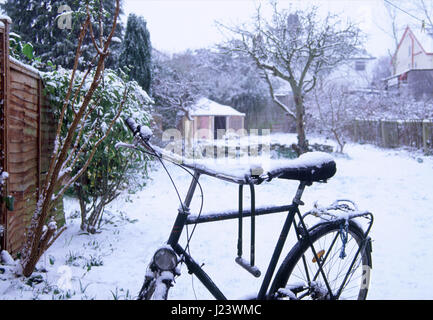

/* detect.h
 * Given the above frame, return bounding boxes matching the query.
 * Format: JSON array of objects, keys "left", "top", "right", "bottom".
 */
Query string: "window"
[{"left": 355, "top": 60, "right": 366, "bottom": 71}]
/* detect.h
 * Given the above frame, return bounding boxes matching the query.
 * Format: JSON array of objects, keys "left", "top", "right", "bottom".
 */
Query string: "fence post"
[
  {"left": 0, "top": 18, "right": 11, "bottom": 251},
  {"left": 423, "top": 120, "right": 433, "bottom": 153},
  {"left": 376, "top": 120, "right": 382, "bottom": 146},
  {"left": 380, "top": 120, "right": 386, "bottom": 147},
  {"left": 353, "top": 120, "right": 358, "bottom": 143}
]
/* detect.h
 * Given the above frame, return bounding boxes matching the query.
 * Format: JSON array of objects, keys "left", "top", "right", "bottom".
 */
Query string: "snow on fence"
[
  {"left": 353, "top": 119, "right": 433, "bottom": 152},
  {"left": 0, "top": 19, "right": 63, "bottom": 256}
]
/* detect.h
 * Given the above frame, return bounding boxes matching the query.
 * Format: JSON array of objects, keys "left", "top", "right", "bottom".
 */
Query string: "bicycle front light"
[{"left": 153, "top": 247, "right": 178, "bottom": 271}]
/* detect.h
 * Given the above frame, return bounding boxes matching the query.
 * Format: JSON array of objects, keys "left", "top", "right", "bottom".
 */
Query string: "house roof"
[
  {"left": 395, "top": 26, "right": 433, "bottom": 59},
  {"left": 411, "top": 27, "right": 433, "bottom": 53},
  {"left": 189, "top": 98, "right": 245, "bottom": 117}
]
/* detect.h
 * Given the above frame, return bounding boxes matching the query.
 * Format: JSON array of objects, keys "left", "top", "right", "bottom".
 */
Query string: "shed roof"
[{"left": 190, "top": 98, "right": 245, "bottom": 117}]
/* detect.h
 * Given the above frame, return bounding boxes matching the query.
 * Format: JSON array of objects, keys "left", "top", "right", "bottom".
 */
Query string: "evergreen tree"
[
  {"left": 1, "top": 0, "right": 124, "bottom": 69},
  {"left": 119, "top": 14, "right": 152, "bottom": 93}
]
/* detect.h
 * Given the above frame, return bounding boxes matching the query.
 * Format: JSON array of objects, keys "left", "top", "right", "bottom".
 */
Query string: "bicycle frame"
[{"left": 165, "top": 169, "right": 329, "bottom": 300}]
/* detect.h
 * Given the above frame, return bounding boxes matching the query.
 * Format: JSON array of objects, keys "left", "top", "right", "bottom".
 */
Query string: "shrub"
[{"left": 42, "top": 67, "right": 153, "bottom": 233}]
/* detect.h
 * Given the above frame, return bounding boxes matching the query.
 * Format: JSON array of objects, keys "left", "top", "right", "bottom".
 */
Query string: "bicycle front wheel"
[
  {"left": 138, "top": 273, "right": 172, "bottom": 300},
  {"left": 270, "top": 221, "right": 372, "bottom": 300}
]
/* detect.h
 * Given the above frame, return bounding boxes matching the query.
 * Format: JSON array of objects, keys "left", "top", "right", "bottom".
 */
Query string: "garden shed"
[
  {"left": 0, "top": 18, "right": 62, "bottom": 256},
  {"left": 181, "top": 98, "right": 245, "bottom": 143}
]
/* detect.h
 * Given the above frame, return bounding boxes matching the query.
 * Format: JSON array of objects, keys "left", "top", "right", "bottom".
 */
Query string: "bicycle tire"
[{"left": 269, "top": 220, "right": 372, "bottom": 300}]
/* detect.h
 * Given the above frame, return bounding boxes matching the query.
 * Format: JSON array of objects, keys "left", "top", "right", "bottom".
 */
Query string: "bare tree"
[
  {"left": 309, "top": 82, "right": 358, "bottom": 153},
  {"left": 219, "top": 2, "right": 362, "bottom": 154},
  {"left": 380, "top": 1, "right": 403, "bottom": 73},
  {"left": 151, "top": 54, "right": 202, "bottom": 132},
  {"left": 412, "top": 0, "right": 433, "bottom": 28},
  {"left": 20, "top": 0, "right": 124, "bottom": 277}
]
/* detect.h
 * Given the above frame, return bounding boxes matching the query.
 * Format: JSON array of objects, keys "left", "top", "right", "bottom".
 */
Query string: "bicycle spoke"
[
  {"left": 336, "top": 255, "right": 364, "bottom": 298},
  {"left": 336, "top": 247, "right": 365, "bottom": 298},
  {"left": 327, "top": 235, "right": 362, "bottom": 296},
  {"left": 275, "top": 223, "right": 371, "bottom": 300},
  {"left": 314, "top": 231, "right": 340, "bottom": 282}
]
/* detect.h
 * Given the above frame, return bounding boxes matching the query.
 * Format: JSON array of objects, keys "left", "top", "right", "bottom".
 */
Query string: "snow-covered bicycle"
[{"left": 119, "top": 118, "right": 373, "bottom": 300}]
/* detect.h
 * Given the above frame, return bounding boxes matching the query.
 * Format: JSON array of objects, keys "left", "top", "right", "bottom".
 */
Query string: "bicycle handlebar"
[{"left": 123, "top": 117, "right": 267, "bottom": 184}]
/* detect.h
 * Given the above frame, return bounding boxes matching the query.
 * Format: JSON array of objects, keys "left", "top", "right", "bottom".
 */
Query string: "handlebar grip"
[
  {"left": 125, "top": 117, "right": 153, "bottom": 142},
  {"left": 125, "top": 117, "right": 138, "bottom": 134}
]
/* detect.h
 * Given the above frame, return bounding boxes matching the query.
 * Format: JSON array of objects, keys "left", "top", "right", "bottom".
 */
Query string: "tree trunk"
[
  {"left": 332, "top": 129, "right": 345, "bottom": 153},
  {"left": 294, "top": 94, "right": 308, "bottom": 154},
  {"left": 74, "top": 174, "right": 89, "bottom": 231}
]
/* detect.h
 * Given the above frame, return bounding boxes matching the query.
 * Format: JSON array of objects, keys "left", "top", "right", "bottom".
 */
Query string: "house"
[
  {"left": 326, "top": 51, "right": 377, "bottom": 91},
  {"left": 180, "top": 98, "right": 246, "bottom": 144},
  {"left": 385, "top": 26, "right": 433, "bottom": 99}
]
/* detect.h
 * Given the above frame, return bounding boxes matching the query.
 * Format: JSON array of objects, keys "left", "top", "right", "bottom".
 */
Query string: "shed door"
[{"left": 214, "top": 116, "right": 226, "bottom": 140}]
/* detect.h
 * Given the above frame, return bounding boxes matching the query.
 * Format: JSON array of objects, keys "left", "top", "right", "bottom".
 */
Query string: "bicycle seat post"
[{"left": 293, "top": 181, "right": 309, "bottom": 206}]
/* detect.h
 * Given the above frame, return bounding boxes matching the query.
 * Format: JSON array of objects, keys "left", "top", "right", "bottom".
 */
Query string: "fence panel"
[
  {"left": 354, "top": 119, "right": 382, "bottom": 146},
  {"left": 0, "top": 19, "right": 60, "bottom": 255},
  {"left": 353, "top": 119, "right": 432, "bottom": 153},
  {"left": 399, "top": 120, "right": 424, "bottom": 149}
]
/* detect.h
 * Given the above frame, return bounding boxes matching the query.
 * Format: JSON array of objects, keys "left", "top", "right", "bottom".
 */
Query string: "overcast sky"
[
  {"left": 0, "top": 0, "right": 421, "bottom": 58},
  {"left": 122, "top": 0, "right": 404, "bottom": 58}
]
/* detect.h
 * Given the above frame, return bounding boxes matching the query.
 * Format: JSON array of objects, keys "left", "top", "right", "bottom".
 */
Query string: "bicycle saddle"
[{"left": 266, "top": 152, "right": 336, "bottom": 183}]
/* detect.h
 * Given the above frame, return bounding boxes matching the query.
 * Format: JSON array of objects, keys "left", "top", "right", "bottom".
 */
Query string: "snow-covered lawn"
[{"left": 1, "top": 134, "right": 433, "bottom": 300}]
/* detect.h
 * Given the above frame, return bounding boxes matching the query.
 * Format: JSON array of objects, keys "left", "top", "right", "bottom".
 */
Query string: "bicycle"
[{"left": 119, "top": 118, "right": 374, "bottom": 300}]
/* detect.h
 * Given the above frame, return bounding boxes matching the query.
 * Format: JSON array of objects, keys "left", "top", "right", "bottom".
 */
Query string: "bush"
[{"left": 42, "top": 67, "right": 153, "bottom": 233}]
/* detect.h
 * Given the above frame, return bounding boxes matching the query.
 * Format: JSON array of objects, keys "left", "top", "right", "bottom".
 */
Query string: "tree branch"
[{"left": 262, "top": 70, "right": 296, "bottom": 119}]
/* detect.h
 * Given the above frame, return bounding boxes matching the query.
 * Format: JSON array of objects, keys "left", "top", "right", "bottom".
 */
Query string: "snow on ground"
[{"left": 1, "top": 134, "right": 433, "bottom": 300}]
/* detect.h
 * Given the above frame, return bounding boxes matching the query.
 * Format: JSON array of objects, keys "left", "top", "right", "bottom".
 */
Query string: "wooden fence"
[
  {"left": 0, "top": 19, "right": 62, "bottom": 256},
  {"left": 352, "top": 119, "right": 433, "bottom": 152}
]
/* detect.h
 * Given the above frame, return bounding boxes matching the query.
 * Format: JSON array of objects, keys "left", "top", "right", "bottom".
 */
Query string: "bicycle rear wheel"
[{"left": 270, "top": 220, "right": 372, "bottom": 300}]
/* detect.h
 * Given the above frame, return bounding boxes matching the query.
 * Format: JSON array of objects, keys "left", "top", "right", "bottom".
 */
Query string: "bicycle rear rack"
[{"left": 236, "top": 179, "right": 261, "bottom": 278}]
